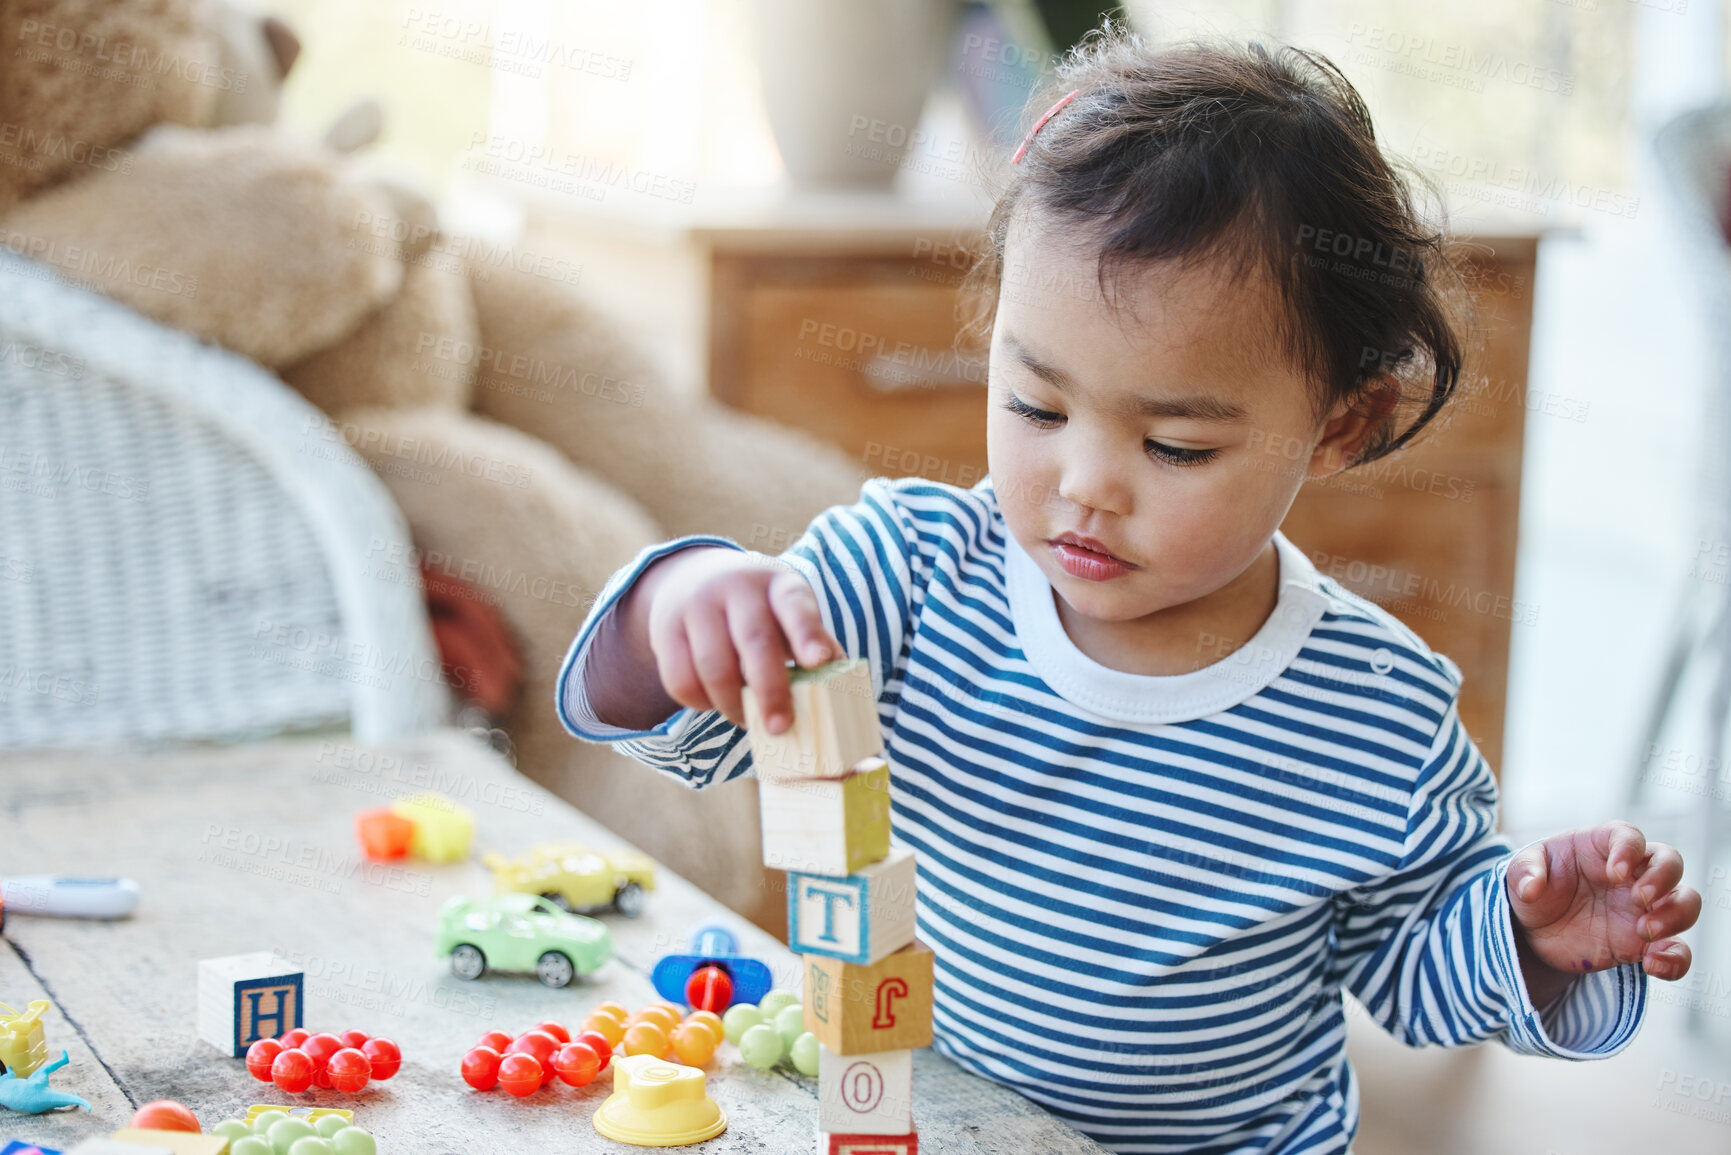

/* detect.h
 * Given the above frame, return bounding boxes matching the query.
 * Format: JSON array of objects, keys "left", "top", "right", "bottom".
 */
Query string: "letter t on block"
[{"left": 743, "top": 658, "right": 882, "bottom": 780}]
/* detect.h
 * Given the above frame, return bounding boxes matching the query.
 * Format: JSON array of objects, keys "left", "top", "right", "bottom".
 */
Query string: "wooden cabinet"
[
  {"left": 711, "top": 251, "right": 989, "bottom": 489},
  {"left": 518, "top": 187, "right": 1536, "bottom": 772}
]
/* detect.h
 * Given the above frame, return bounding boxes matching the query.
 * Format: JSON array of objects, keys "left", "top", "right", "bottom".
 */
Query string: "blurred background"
[{"left": 3, "top": 0, "right": 1731, "bottom": 1150}]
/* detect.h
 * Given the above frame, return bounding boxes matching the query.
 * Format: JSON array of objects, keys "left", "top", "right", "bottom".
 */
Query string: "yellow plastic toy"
[
  {"left": 0, "top": 1000, "right": 50, "bottom": 1078},
  {"left": 244, "top": 1104, "right": 354, "bottom": 1124},
  {"left": 390, "top": 792, "right": 475, "bottom": 863},
  {"left": 592, "top": 1053, "right": 727, "bottom": 1147}
]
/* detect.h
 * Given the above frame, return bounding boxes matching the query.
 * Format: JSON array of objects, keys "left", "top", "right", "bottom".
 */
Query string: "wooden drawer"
[{"left": 711, "top": 253, "right": 988, "bottom": 486}]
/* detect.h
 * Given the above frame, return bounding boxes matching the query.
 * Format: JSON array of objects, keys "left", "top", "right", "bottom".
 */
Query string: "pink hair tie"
[{"left": 1011, "top": 89, "right": 1081, "bottom": 165}]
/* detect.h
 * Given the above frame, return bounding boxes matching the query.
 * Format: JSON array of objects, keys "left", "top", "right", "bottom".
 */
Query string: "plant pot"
[{"left": 748, "top": 0, "right": 958, "bottom": 187}]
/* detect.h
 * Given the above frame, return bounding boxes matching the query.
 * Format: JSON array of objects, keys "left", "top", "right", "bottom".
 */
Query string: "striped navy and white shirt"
[{"left": 556, "top": 475, "right": 1645, "bottom": 1155}]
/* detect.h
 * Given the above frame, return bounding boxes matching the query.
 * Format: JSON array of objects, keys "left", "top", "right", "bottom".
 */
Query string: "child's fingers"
[
  {"left": 1633, "top": 843, "right": 1685, "bottom": 906},
  {"left": 650, "top": 617, "right": 714, "bottom": 716},
  {"left": 1505, "top": 841, "right": 1551, "bottom": 907},
  {"left": 1596, "top": 821, "right": 1647, "bottom": 885},
  {"left": 1642, "top": 938, "right": 1692, "bottom": 982},
  {"left": 727, "top": 591, "right": 797, "bottom": 734},
  {"left": 767, "top": 570, "right": 842, "bottom": 667},
  {"left": 1638, "top": 886, "right": 1702, "bottom": 943},
  {"left": 683, "top": 605, "right": 750, "bottom": 727}
]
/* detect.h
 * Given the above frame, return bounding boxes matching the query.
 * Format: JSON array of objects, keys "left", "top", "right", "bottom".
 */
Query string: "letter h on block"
[
  {"left": 788, "top": 847, "right": 916, "bottom": 967},
  {"left": 196, "top": 952, "right": 303, "bottom": 1057},
  {"left": 742, "top": 658, "right": 882, "bottom": 781}
]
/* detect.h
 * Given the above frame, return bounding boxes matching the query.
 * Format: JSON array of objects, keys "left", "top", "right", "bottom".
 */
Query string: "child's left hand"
[{"left": 1506, "top": 821, "right": 1700, "bottom": 1002}]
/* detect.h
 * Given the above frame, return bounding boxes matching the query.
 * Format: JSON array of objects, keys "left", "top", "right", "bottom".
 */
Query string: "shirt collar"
[{"left": 1002, "top": 525, "right": 1328, "bottom": 725}]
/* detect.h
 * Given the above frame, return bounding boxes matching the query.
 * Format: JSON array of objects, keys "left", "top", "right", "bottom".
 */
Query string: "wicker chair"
[{"left": 0, "top": 249, "right": 450, "bottom": 750}]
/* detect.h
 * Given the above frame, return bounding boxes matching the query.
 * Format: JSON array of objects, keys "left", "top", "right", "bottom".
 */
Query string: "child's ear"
[{"left": 1308, "top": 376, "right": 1401, "bottom": 480}]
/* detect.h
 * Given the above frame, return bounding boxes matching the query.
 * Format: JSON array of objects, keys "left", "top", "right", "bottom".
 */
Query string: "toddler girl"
[{"left": 558, "top": 28, "right": 1699, "bottom": 1155}]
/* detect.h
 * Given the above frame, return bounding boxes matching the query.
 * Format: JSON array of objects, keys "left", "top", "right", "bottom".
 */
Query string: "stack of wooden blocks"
[{"left": 744, "top": 659, "right": 929, "bottom": 1155}]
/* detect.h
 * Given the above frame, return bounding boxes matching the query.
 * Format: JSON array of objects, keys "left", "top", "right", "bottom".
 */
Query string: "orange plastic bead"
[
  {"left": 582, "top": 1013, "right": 626, "bottom": 1048},
  {"left": 355, "top": 808, "right": 415, "bottom": 860},
  {"left": 684, "top": 1010, "right": 725, "bottom": 1048},
  {"left": 633, "top": 1004, "right": 680, "bottom": 1034},
  {"left": 622, "top": 1021, "right": 669, "bottom": 1059},
  {"left": 670, "top": 1021, "right": 717, "bottom": 1066},
  {"left": 593, "top": 1001, "right": 629, "bottom": 1021}
]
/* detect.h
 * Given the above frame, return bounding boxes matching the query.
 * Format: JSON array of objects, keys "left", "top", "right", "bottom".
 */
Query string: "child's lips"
[{"left": 1048, "top": 536, "right": 1137, "bottom": 581}]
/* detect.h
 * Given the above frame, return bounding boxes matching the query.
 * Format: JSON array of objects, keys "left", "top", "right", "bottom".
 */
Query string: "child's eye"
[
  {"left": 1002, "top": 393, "right": 1063, "bottom": 428},
  {"left": 1146, "top": 441, "right": 1221, "bottom": 467}
]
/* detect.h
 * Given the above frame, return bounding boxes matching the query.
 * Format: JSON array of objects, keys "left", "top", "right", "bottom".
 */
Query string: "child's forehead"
[{"left": 999, "top": 210, "right": 1294, "bottom": 385}]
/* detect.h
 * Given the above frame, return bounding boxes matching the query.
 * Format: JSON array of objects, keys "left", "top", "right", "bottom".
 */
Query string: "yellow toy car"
[
  {"left": 0, "top": 999, "right": 50, "bottom": 1078},
  {"left": 482, "top": 843, "right": 656, "bottom": 918}
]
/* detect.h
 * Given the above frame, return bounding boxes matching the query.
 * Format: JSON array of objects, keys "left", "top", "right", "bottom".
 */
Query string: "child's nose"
[{"left": 1055, "top": 444, "right": 1133, "bottom": 517}]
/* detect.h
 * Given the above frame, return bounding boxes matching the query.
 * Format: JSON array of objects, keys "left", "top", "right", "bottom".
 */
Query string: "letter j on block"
[{"left": 788, "top": 848, "right": 916, "bottom": 966}]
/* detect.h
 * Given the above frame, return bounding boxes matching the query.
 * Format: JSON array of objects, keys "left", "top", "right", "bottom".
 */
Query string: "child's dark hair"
[{"left": 963, "top": 25, "right": 1467, "bottom": 465}]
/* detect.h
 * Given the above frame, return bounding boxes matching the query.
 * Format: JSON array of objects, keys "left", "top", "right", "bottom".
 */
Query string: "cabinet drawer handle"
[{"left": 861, "top": 354, "right": 985, "bottom": 393}]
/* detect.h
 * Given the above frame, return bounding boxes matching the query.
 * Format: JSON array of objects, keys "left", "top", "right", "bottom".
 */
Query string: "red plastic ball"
[
  {"left": 507, "top": 1030, "right": 561, "bottom": 1087},
  {"left": 497, "top": 1052, "right": 543, "bottom": 1097},
  {"left": 302, "top": 1032, "right": 342, "bottom": 1068},
  {"left": 685, "top": 964, "right": 733, "bottom": 1014},
  {"left": 477, "top": 1029, "right": 513, "bottom": 1053},
  {"left": 271, "top": 1047, "right": 314, "bottom": 1094},
  {"left": 461, "top": 1045, "right": 502, "bottom": 1091},
  {"left": 362, "top": 1036, "right": 401, "bottom": 1081},
  {"left": 338, "top": 1029, "right": 370, "bottom": 1050},
  {"left": 575, "top": 1029, "right": 612, "bottom": 1071},
  {"left": 326, "top": 1048, "right": 372, "bottom": 1093},
  {"left": 552, "top": 1041, "right": 601, "bottom": 1087},
  {"left": 301, "top": 1033, "right": 342, "bottom": 1088},
  {"left": 279, "top": 1028, "right": 311, "bottom": 1048},
  {"left": 245, "top": 1038, "right": 284, "bottom": 1083},
  {"left": 533, "top": 1020, "right": 571, "bottom": 1044}
]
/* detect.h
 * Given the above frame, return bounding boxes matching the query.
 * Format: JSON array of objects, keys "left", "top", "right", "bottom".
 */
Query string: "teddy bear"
[{"left": 0, "top": 0, "right": 869, "bottom": 930}]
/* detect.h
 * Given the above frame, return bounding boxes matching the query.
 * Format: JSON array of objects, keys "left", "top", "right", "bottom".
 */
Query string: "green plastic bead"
[
  {"left": 231, "top": 1138, "right": 274, "bottom": 1155},
  {"left": 757, "top": 989, "right": 799, "bottom": 1019},
  {"left": 773, "top": 1003, "right": 805, "bottom": 1046},
  {"left": 287, "top": 1138, "right": 335, "bottom": 1155},
  {"left": 789, "top": 1031, "right": 821, "bottom": 1076},
  {"left": 313, "top": 1115, "right": 349, "bottom": 1138},
  {"left": 739, "top": 1022, "right": 784, "bottom": 1069},
  {"left": 331, "top": 1127, "right": 378, "bottom": 1155},
  {"left": 252, "top": 1110, "right": 289, "bottom": 1135},
  {"left": 214, "top": 1120, "right": 254, "bottom": 1141},
  {"left": 721, "top": 1003, "right": 764, "bottom": 1045},
  {"left": 269, "top": 1117, "right": 317, "bottom": 1154}
]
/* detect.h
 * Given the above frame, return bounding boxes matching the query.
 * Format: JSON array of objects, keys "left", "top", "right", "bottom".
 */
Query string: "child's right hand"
[{"left": 636, "top": 547, "right": 844, "bottom": 735}]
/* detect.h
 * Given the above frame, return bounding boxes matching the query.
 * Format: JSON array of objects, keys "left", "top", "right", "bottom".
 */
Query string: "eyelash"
[{"left": 999, "top": 394, "right": 1222, "bottom": 467}]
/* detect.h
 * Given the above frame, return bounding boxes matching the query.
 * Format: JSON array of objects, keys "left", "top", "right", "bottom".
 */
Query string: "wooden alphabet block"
[
  {"left": 805, "top": 942, "right": 933, "bottom": 1054},
  {"left": 788, "top": 847, "right": 916, "bottom": 966},
  {"left": 818, "top": 1045, "right": 914, "bottom": 1135},
  {"left": 759, "top": 756, "right": 891, "bottom": 876},
  {"left": 195, "top": 952, "right": 303, "bottom": 1057},
  {"left": 743, "top": 658, "right": 882, "bottom": 780},
  {"left": 820, "top": 1135, "right": 919, "bottom": 1155}
]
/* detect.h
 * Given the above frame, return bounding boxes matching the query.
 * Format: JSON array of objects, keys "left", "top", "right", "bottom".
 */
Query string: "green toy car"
[{"left": 434, "top": 893, "right": 612, "bottom": 988}]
